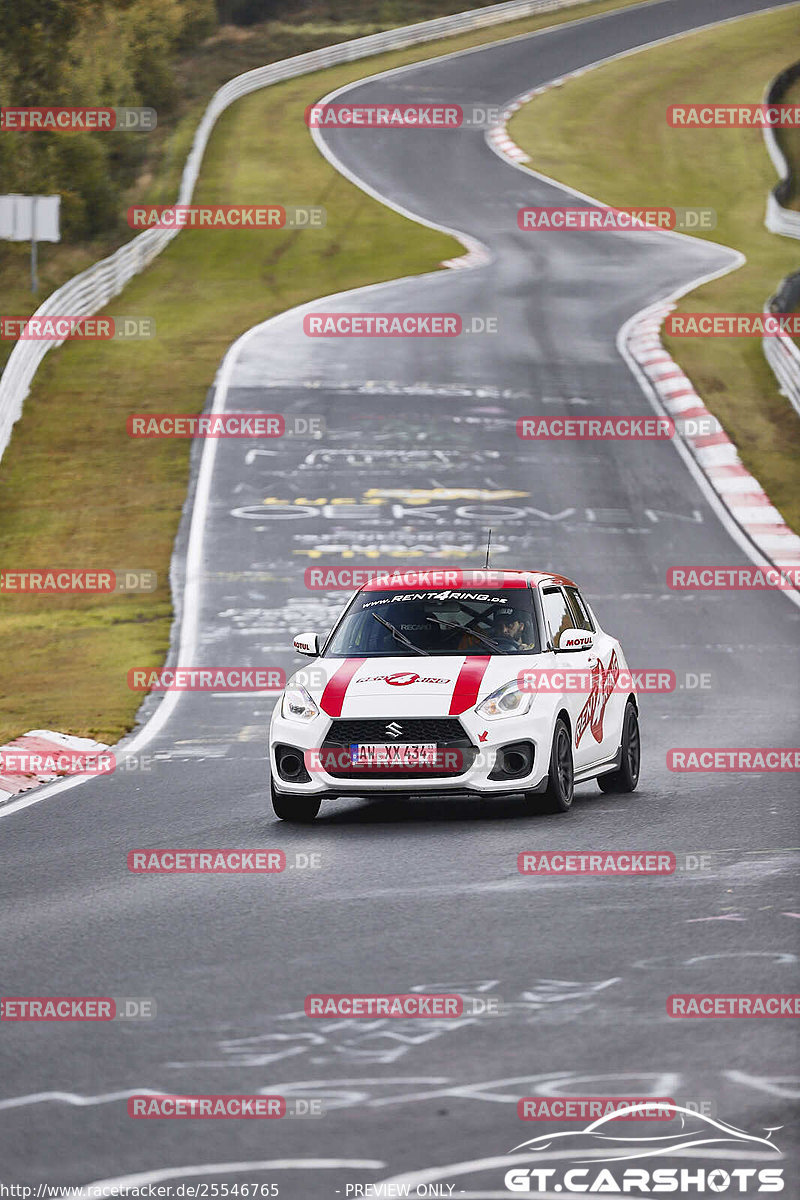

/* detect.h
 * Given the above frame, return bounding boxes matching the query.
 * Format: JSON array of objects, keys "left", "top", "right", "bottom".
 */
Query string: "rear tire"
[
  {"left": 598, "top": 700, "right": 640, "bottom": 794},
  {"left": 527, "top": 717, "right": 573, "bottom": 813},
  {"left": 271, "top": 778, "right": 321, "bottom": 822}
]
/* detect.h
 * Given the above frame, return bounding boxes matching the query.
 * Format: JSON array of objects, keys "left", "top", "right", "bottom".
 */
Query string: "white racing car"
[{"left": 268, "top": 570, "right": 640, "bottom": 821}]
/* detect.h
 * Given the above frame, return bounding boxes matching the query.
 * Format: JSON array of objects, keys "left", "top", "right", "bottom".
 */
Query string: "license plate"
[{"left": 350, "top": 742, "right": 438, "bottom": 769}]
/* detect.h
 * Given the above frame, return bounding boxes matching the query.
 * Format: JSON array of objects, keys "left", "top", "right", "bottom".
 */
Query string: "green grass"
[
  {"left": 0, "top": 0, "right": 650, "bottom": 745},
  {"left": 508, "top": 5, "right": 800, "bottom": 536}
]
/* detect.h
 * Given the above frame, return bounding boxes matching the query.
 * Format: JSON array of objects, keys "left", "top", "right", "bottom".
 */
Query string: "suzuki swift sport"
[{"left": 268, "top": 569, "right": 640, "bottom": 821}]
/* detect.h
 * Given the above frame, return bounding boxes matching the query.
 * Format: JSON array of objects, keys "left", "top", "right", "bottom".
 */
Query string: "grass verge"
[
  {"left": 508, "top": 5, "right": 800, "bottom": 535},
  {"left": 0, "top": 0, "right": 649, "bottom": 745}
]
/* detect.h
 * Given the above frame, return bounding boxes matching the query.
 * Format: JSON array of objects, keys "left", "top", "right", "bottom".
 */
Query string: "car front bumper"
[{"left": 268, "top": 705, "right": 554, "bottom": 798}]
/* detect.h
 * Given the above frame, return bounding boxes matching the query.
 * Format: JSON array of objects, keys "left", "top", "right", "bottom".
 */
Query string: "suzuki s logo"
[{"left": 385, "top": 722, "right": 403, "bottom": 739}]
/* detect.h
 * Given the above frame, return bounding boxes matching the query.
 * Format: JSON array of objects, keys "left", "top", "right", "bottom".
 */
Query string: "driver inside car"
[
  {"left": 456, "top": 606, "right": 535, "bottom": 652},
  {"left": 490, "top": 607, "right": 531, "bottom": 651}
]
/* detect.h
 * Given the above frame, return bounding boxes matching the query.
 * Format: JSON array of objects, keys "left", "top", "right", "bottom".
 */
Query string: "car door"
[
  {"left": 539, "top": 585, "right": 598, "bottom": 773},
  {"left": 564, "top": 586, "right": 623, "bottom": 765}
]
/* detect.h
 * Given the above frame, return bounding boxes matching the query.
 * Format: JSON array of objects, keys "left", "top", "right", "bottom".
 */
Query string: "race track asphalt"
[{"left": 1, "top": 0, "right": 798, "bottom": 1192}]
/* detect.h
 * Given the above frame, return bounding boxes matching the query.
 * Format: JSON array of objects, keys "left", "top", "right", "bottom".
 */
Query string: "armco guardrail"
[
  {"left": 761, "top": 62, "right": 800, "bottom": 413},
  {"left": 0, "top": 0, "right": 596, "bottom": 465},
  {"left": 763, "top": 60, "right": 800, "bottom": 239},
  {"left": 763, "top": 323, "right": 800, "bottom": 416},
  {"left": 764, "top": 271, "right": 800, "bottom": 416}
]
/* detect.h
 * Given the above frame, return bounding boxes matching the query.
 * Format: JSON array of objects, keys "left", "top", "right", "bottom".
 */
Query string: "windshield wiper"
[
  {"left": 370, "top": 612, "right": 430, "bottom": 656},
  {"left": 426, "top": 614, "right": 504, "bottom": 653}
]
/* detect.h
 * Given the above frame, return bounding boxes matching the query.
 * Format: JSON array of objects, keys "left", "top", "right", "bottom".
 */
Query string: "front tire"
[
  {"left": 598, "top": 700, "right": 640, "bottom": 793},
  {"left": 271, "top": 778, "right": 321, "bottom": 822},
  {"left": 527, "top": 717, "right": 574, "bottom": 813}
]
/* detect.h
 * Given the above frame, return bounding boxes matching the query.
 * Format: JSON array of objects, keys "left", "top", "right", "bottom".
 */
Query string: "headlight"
[
  {"left": 281, "top": 685, "right": 320, "bottom": 723},
  {"left": 475, "top": 680, "right": 533, "bottom": 720}
]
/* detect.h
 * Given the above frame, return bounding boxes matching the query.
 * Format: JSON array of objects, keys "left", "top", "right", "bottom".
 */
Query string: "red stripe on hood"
[
  {"left": 320, "top": 658, "right": 365, "bottom": 717},
  {"left": 449, "top": 655, "right": 491, "bottom": 715}
]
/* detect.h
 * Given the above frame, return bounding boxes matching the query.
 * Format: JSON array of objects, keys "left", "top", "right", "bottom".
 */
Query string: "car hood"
[{"left": 290, "top": 654, "right": 534, "bottom": 719}]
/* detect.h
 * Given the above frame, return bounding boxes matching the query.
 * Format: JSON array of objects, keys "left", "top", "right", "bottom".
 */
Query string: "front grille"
[
  {"left": 324, "top": 718, "right": 465, "bottom": 745},
  {"left": 322, "top": 717, "right": 474, "bottom": 779}
]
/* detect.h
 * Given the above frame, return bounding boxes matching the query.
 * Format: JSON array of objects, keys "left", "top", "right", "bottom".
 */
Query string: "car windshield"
[{"left": 324, "top": 588, "right": 540, "bottom": 657}]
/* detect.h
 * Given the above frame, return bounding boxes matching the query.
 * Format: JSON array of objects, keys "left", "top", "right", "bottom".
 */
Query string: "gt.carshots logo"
[
  {"left": 503, "top": 1104, "right": 785, "bottom": 1193},
  {"left": 504, "top": 1167, "right": 785, "bottom": 1193}
]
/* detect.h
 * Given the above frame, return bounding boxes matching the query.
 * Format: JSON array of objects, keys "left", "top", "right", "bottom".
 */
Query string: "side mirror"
[
  {"left": 554, "top": 628, "right": 594, "bottom": 652},
  {"left": 292, "top": 631, "right": 320, "bottom": 657}
]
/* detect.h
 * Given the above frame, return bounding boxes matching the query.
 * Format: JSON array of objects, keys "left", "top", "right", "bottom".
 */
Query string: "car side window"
[
  {"left": 541, "top": 587, "right": 576, "bottom": 646},
  {"left": 565, "top": 587, "right": 594, "bottom": 632}
]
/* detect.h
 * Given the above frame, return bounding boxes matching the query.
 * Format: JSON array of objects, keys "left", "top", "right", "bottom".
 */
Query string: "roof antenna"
[{"left": 484, "top": 528, "right": 492, "bottom": 570}]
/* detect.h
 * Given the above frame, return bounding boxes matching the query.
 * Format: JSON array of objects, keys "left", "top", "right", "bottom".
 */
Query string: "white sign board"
[{"left": 0, "top": 194, "right": 61, "bottom": 242}]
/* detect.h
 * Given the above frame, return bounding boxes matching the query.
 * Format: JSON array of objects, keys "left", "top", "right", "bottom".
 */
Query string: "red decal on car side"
[{"left": 575, "top": 650, "right": 620, "bottom": 745}]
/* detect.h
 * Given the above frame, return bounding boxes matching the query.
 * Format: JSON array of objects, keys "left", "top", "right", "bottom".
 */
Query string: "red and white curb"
[
  {"left": 627, "top": 304, "right": 800, "bottom": 576},
  {"left": 440, "top": 244, "right": 492, "bottom": 270},
  {"left": 486, "top": 93, "right": 535, "bottom": 163},
  {"left": 485, "top": 74, "right": 588, "bottom": 167},
  {"left": 0, "top": 730, "right": 110, "bottom": 804}
]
